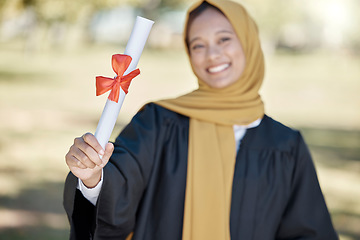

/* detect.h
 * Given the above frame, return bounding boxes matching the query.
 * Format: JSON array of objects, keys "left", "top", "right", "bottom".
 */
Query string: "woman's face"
[{"left": 188, "top": 7, "right": 246, "bottom": 89}]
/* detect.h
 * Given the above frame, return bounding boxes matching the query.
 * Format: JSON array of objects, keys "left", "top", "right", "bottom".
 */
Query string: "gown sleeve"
[
  {"left": 63, "top": 103, "right": 163, "bottom": 240},
  {"left": 275, "top": 132, "right": 338, "bottom": 239}
]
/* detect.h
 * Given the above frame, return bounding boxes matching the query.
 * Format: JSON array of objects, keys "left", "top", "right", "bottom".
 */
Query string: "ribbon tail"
[
  {"left": 108, "top": 83, "right": 121, "bottom": 103},
  {"left": 120, "top": 69, "right": 140, "bottom": 94}
]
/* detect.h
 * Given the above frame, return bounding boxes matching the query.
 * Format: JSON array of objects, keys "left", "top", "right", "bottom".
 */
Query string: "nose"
[{"left": 206, "top": 44, "right": 221, "bottom": 61}]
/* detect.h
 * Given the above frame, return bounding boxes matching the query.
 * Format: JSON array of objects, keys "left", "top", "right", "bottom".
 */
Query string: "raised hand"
[{"left": 65, "top": 133, "right": 114, "bottom": 188}]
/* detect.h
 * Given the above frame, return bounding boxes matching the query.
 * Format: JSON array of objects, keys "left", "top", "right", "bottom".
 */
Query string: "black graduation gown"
[{"left": 63, "top": 103, "right": 338, "bottom": 240}]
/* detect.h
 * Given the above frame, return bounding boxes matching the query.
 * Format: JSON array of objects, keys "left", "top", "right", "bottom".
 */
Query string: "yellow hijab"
[{"left": 156, "top": 0, "right": 265, "bottom": 239}]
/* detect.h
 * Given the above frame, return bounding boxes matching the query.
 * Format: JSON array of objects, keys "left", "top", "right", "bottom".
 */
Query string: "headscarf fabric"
[{"left": 156, "top": 0, "right": 265, "bottom": 239}]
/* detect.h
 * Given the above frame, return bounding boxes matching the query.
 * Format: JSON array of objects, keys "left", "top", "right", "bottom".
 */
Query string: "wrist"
[{"left": 82, "top": 172, "right": 102, "bottom": 189}]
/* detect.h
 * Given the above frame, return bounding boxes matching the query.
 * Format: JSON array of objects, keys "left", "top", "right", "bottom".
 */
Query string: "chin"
[
  {"left": 209, "top": 82, "right": 227, "bottom": 89},
  {"left": 208, "top": 78, "right": 233, "bottom": 89}
]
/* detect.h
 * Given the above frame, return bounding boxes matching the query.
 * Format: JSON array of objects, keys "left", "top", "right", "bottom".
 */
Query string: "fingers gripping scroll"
[{"left": 65, "top": 133, "right": 114, "bottom": 188}]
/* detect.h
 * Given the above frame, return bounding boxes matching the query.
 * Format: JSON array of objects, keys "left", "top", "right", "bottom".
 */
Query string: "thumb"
[{"left": 100, "top": 142, "right": 114, "bottom": 167}]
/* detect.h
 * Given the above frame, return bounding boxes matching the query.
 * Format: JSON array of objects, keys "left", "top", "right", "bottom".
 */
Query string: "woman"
[{"left": 64, "top": 0, "right": 338, "bottom": 239}]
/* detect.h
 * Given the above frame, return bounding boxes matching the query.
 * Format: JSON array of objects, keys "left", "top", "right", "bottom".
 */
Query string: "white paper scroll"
[{"left": 95, "top": 16, "right": 154, "bottom": 150}]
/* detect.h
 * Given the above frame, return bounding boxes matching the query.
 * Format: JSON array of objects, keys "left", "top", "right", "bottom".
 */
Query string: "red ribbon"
[{"left": 96, "top": 54, "right": 140, "bottom": 103}]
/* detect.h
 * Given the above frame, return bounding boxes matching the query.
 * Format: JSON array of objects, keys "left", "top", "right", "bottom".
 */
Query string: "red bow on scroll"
[{"left": 96, "top": 54, "right": 140, "bottom": 103}]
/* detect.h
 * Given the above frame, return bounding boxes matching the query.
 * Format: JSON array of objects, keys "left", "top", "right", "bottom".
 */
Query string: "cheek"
[
  {"left": 190, "top": 54, "right": 204, "bottom": 73},
  {"left": 234, "top": 57, "right": 246, "bottom": 78},
  {"left": 231, "top": 47, "right": 246, "bottom": 71}
]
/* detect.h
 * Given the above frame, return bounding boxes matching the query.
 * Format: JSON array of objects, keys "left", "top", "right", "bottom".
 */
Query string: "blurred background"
[{"left": 0, "top": 0, "right": 359, "bottom": 239}]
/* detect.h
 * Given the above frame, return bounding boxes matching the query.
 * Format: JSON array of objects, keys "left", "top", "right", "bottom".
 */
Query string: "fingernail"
[{"left": 99, "top": 150, "right": 104, "bottom": 156}]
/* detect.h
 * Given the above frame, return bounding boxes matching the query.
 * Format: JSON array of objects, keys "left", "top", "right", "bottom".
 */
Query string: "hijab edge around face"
[{"left": 156, "top": 0, "right": 265, "bottom": 126}]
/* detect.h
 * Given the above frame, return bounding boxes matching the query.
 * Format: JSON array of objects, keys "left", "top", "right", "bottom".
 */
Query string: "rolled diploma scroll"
[{"left": 95, "top": 16, "right": 154, "bottom": 150}]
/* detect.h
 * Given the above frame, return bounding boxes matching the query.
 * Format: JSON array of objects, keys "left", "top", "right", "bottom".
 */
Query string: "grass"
[{"left": 0, "top": 41, "right": 359, "bottom": 239}]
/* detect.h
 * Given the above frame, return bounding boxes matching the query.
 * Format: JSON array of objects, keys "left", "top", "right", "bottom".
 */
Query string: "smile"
[{"left": 207, "top": 63, "right": 230, "bottom": 73}]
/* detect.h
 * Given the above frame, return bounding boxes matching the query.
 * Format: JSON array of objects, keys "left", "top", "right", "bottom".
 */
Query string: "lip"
[{"left": 207, "top": 63, "right": 230, "bottom": 74}]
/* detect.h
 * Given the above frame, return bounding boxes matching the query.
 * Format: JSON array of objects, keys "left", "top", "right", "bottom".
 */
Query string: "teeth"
[{"left": 208, "top": 64, "right": 230, "bottom": 73}]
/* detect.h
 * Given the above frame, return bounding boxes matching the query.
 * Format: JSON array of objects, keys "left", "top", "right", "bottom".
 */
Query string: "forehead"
[{"left": 188, "top": 8, "right": 235, "bottom": 40}]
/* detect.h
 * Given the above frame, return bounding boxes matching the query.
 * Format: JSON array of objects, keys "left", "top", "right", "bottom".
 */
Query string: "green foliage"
[{"left": 0, "top": 0, "right": 190, "bottom": 23}]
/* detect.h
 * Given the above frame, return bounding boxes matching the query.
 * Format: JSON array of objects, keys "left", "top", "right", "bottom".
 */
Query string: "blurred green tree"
[{"left": 0, "top": 0, "right": 191, "bottom": 24}]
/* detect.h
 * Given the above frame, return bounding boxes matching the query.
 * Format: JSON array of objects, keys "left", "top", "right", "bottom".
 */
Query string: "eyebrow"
[
  {"left": 189, "top": 37, "right": 201, "bottom": 46},
  {"left": 216, "top": 29, "right": 234, "bottom": 35},
  {"left": 189, "top": 29, "right": 235, "bottom": 45}
]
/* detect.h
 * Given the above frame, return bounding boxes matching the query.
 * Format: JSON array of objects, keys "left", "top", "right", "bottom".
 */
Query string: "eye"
[
  {"left": 191, "top": 44, "right": 204, "bottom": 50},
  {"left": 219, "top": 37, "right": 231, "bottom": 44}
]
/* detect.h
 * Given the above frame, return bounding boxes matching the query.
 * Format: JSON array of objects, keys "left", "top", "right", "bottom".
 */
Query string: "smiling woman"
[
  {"left": 187, "top": 4, "right": 246, "bottom": 89},
  {"left": 63, "top": 0, "right": 339, "bottom": 239}
]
